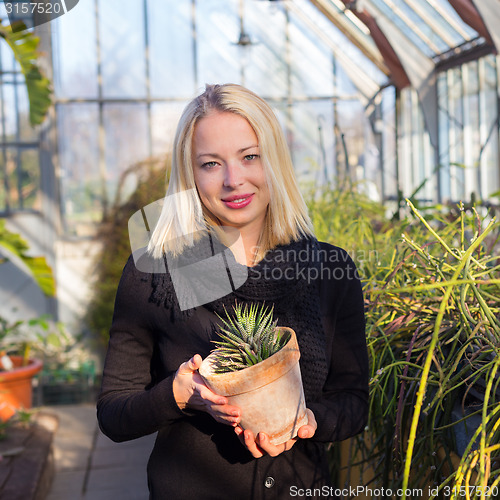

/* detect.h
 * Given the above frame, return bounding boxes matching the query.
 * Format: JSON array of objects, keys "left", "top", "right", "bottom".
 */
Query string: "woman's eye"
[
  {"left": 244, "top": 154, "right": 260, "bottom": 161},
  {"left": 201, "top": 161, "right": 218, "bottom": 169}
]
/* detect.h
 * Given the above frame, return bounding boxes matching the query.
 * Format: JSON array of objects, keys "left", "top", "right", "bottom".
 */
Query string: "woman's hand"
[
  {"left": 172, "top": 354, "right": 241, "bottom": 426},
  {"left": 234, "top": 409, "right": 317, "bottom": 458}
]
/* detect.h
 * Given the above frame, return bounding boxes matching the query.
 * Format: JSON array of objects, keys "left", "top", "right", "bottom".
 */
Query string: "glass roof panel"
[
  {"left": 297, "top": 0, "right": 387, "bottom": 88},
  {"left": 320, "top": 0, "right": 375, "bottom": 43},
  {"left": 308, "top": 0, "right": 387, "bottom": 71},
  {"left": 401, "top": 1, "right": 458, "bottom": 51},
  {"left": 368, "top": 0, "right": 440, "bottom": 57},
  {"left": 366, "top": 0, "right": 481, "bottom": 58},
  {"left": 426, "top": 0, "right": 479, "bottom": 41},
  {"left": 406, "top": 0, "right": 478, "bottom": 48},
  {"left": 289, "top": 10, "right": 337, "bottom": 97}
]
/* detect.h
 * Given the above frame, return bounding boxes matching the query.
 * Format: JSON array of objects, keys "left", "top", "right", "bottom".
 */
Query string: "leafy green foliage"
[
  {"left": 340, "top": 198, "right": 500, "bottom": 498},
  {"left": 0, "top": 219, "right": 55, "bottom": 296},
  {"left": 0, "top": 314, "right": 66, "bottom": 366},
  {"left": 0, "top": 419, "right": 11, "bottom": 440},
  {"left": 305, "top": 182, "right": 500, "bottom": 497},
  {"left": 0, "top": 19, "right": 51, "bottom": 126},
  {"left": 12, "top": 408, "right": 35, "bottom": 428},
  {"left": 305, "top": 184, "right": 414, "bottom": 284},
  {"left": 211, "top": 302, "right": 289, "bottom": 373}
]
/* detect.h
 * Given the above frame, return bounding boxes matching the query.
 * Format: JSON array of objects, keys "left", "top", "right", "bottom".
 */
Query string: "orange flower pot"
[
  {"left": 199, "top": 327, "right": 308, "bottom": 445},
  {"left": 0, "top": 356, "right": 43, "bottom": 421}
]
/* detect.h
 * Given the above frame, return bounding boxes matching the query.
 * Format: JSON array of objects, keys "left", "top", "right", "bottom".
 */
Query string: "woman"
[{"left": 97, "top": 84, "right": 369, "bottom": 499}]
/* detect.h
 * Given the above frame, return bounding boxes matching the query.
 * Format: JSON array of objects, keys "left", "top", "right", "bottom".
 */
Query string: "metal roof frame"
[
  {"left": 307, "top": 0, "right": 389, "bottom": 75},
  {"left": 473, "top": 0, "right": 500, "bottom": 57},
  {"left": 286, "top": 0, "right": 382, "bottom": 104},
  {"left": 306, "top": 0, "right": 497, "bottom": 150}
]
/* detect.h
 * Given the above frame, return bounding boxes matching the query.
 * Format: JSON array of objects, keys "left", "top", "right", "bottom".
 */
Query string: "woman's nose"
[{"left": 223, "top": 161, "right": 244, "bottom": 188}]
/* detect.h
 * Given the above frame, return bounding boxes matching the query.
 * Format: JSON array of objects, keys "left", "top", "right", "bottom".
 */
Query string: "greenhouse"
[{"left": 0, "top": 1, "right": 499, "bottom": 498}]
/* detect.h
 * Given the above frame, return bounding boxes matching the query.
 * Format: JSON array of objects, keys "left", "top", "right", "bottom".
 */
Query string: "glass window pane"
[
  {"left": 370, "top": 0, "right": 436, "bottom": 57},
  {"left": 403, "top": 0, "right": 471, "bottom": 49},
  {"left": 480, "top": 56, "right": 499, "bottom": 198},
  {"left": 381, "top": 86, "right": 397, "bottom": 200},
  {"left": 242, "top": 2, "right": 287, "bottom": 98},
  {"left": 298, "top": 0, "right": 386, "bottom": 88},
  {"left": 0, "top": 37, "right": 16, "bottom": 74},
  {"left": 18, "top": 84, "right": 37, "bottom": 142},
  {"left": 6, "top": 149, "right": 19, "bottom": 210},
  {"left": 1, "top": 83, "right": 18, "bottom": 141},
  {"left": 0, "top": 153, "right": 5, "bottom": 211},
  {"left": 411, "top": 92, "right": 423, "bottom": 189},
  {"left": 409, "top": 90, "right": 435, "bottom": 202},
  {"left": 334, "top": 59, "right": 358, "bottom": 97},
  {"left": 463, "top": 61, "right": 480, "bottom": 198},
  {"left": 196, "top": 0, "right": 241, "bottom": 86},
  {"left": 0, "top": 148, "right": 17, "bottom": 211},
  {"left": 19, "top": 148, "right": 40, "bottom": 210},
  {"left": 393, "top": 2, "right": 448, "bottom": 53},
  {"left": 448, "top": 68, "right": 465, "bottom": 200},
  {"left": 438, "top": 72, "right": 451, "bottom": 201},
  {"left": 103, "top": 104, "right": 149, "bottom": 204},
  {"left": 148, "top": 0, "right": 195, "bottom": 98},
  {"left": 335, "top": 100, "right": 368, "bottom": 185},
  {"left": 289, "top": 100, "right": 335, "bottom": 184},
  {"left": 99, "top": 0, "right": 147, "bottom": 98},
  {"left": 425, "top": 0, "right": 478, "bottom": 42},
  {"left": 289, "top": 12, "right": 334, "bottom": 97},
  {"left": 0, "top": 75, "right": 34, "bottom": 143},
  {"left": 151, "top": 102, "right": 186, "bottom": 157},
  {"left": 0, "top": 148, "right": 39, "bottom": 211},
  {"left": 398, "top": 88, "right": 413, "bottom": 196},
  {"left": 52, "top": 0, "right": 98, "bottom": 98},
  {"left": 58, "top": 103, "right": 101, "bottom": 235}
]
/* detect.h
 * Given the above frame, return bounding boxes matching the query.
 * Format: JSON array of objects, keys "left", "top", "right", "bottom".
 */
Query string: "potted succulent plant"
[{"left": 199, "top": 302, "right": 308, "bottom": 445}]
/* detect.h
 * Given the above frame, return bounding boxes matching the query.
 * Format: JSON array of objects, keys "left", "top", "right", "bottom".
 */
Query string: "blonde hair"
[{"left": 148, "top": 84, "right": 314, "bottom": 261}]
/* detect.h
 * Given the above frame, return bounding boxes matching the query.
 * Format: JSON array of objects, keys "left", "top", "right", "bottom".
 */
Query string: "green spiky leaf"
[{"left": 211, "top": 302, "right": 289, "bottom": 373}]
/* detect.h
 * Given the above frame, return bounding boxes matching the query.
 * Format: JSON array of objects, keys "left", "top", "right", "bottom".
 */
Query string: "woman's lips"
[{"left": 222, "top": 193, "right": 254, "bottom": 209}]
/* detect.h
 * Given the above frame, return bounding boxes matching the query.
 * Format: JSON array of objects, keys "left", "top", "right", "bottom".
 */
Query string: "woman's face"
[{"left": 192, "top": 111, "right": 270, "bottom": 239}]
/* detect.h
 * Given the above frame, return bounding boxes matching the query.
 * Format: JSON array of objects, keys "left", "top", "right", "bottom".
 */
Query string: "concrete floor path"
[{"left": 45, "top": 404, "right": 155, "bottom": 500}]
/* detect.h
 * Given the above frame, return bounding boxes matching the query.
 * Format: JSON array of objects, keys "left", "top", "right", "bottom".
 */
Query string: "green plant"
[
  {"left": 211, "top": 302, "right": 289, "bottom": 373},
  {"left": 0, "top": 315, "right": 67, "bottom": 368},
  {"left": 0, "top": 419, "right": 11, "bottom": 440},
  {"left": 13, "top": 408, "right": 35, "bottom": 428},
  {"left": 0, "top": 19, "right": 51, "bottom": 126},
  {"left": 0, "top": 220, "right": 55, "bottom": 296},
  {"left": 305, "top": 182, "right": 417, "bottom": 284},
  {"left": 36, "top": 325, "right": 96, "bottom": 389},
  {"left": 0, "top": 220, "right": 59, "bottom": 371},
  {"left": 346, "top": 200, "right": 500, "bottom": 499}
]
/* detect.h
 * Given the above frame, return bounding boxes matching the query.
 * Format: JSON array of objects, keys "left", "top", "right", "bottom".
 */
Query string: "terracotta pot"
[
  {"left": 0, "top": 356, "right": 43, "bottom": 421},
  {"left": 199, "top": 327, "right": 308, "bottom": 445}
]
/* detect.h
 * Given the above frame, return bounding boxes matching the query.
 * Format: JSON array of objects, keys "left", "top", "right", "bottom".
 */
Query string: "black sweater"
[{"left": 97, "top": 242, "right": 369, "bottom": 499}]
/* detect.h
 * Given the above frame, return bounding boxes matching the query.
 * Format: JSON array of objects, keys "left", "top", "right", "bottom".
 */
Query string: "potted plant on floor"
[
  {"left": 199, "top": 302, "right": 308, "bottom": 445},
  {"left": 0, "top": 220, "right": 56, "bottom": 421},
  {"left": 0, "top": 18, "right": 52, "bottom": 423},
  {"left": 0, "top": 317, "right": 46, "bottom": 421}
]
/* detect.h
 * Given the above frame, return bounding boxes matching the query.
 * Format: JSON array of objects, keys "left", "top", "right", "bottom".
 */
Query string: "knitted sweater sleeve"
[
  {"left": 97, "top": 256, "right": 185, "bottom": 442},
  {"left": 307, "top": 248, "right": 369, "bottom": 443}
]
